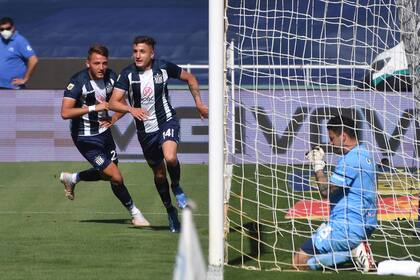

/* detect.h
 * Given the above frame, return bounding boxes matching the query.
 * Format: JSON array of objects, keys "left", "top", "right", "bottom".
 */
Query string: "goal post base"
[{"left": 207, "top": 265, "right": 224, "bottom": 280}]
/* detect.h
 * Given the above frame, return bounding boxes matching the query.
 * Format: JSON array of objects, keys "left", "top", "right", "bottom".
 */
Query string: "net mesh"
[{"left": 224, "top": 0, "right": 420, "bottom": 272}]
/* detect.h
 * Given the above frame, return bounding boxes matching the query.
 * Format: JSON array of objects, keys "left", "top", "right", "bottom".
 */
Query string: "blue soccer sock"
[{"left": 307, "top": 251, "right": 351, "bottom": 270}]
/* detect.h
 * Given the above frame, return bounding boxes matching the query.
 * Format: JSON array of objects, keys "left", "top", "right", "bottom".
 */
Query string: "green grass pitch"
[{"left": 0, "top": 162, "right": 409, "bottom": 279}]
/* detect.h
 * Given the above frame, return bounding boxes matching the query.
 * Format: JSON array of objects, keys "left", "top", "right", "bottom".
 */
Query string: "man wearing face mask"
[{"left": 0, "top": 17, "right": 38, "bottom": 89}]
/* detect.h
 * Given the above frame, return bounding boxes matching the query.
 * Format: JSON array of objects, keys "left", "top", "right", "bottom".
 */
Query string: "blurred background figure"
[{"left": 0, "top": 16, "right": 38, "bottom": 89}]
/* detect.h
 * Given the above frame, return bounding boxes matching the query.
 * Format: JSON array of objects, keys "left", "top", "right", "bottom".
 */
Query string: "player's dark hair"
[
  {"left": 0, "top": 17, "right": 14, "bottom": 26},
  {"left": 327, "top": 115, "right": 357, "bottom": 139},
  {"left": 87, "top": 44, "right": 109, "bottom": 59},
  {"left": 133, "top": 36, "right": 156, "bottom": 49}
]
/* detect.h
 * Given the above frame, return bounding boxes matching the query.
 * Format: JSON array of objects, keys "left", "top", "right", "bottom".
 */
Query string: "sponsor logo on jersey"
[
  {"left": 67, "top": 83, "right": 75, "bottom": 90},
  {"left": 27, "top": 45, "right": 33, "bottom": 51},
  {"left": 143, "top": 86, "right": 153, "bottom": 97},
  {"left": 153, "top": 73, "right": 163, "bottom": 84},
  {"left": 141, "top": 97, "right": 154, "bottom": 104},
  {"left": 141, "top": 86, "right": 154, "bottom": 104},
  {"left": 96, "top": 94, "right": 105, "bottom": 102}
]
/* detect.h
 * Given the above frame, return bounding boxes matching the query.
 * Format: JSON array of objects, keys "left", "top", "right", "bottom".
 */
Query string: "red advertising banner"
[{"left": 286, "top": 196, "right": 418, "bottom": 221}]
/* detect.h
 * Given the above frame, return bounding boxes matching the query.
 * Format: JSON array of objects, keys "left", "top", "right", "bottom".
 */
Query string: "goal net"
[{"left": 224, "top": 0, "right": 420, "bottom": 272}]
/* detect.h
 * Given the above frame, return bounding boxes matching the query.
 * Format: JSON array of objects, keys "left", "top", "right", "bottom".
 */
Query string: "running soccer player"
[
  {"left": 59, "top": 44, "right": 149, "bottom": 227},
  {"left": 109, "top": 36, "right": 208, "bottom": 232},
  {"left": 293, "top": 115, "right": 377, "bottom": 272}
]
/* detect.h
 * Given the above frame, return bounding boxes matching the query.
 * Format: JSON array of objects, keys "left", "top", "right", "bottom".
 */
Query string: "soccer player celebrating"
[
  {"left": 109, "top": 36, "right": 208, "bottom": 232},
  {"left": 293, "top": 115, "right": 377, "bottom": 272},
  {"left": 59, "top": 44, "right": 149, "bottom": 227}
]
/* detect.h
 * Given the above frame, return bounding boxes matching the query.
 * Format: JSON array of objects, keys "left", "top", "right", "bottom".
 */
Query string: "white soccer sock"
[
  {"left": 71, "top": 173, "right": 79, "bottom": 184},
  {"left": 130, "top": 205, "right": 141, "bottom": 217}
]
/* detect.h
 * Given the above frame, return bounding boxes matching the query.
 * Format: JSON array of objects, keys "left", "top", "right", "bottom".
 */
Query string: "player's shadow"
[
  {"left": 79, "top": 219, "right": 169, "bottom": 231},
  {"left": 135, "top": 225, "right": 169, "bottom": 231},
  {"left": 80, "top": 219, "right": 129, "bottom": 225}
]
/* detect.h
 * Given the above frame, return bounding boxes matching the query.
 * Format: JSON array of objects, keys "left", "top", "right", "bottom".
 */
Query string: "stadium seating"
[{"left": 7, "top": 0, "right": 207, "bottom": 61}]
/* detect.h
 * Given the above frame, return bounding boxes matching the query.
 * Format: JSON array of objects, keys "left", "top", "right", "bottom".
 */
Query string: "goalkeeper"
[{"left": 293, "top": 115, "right": 377, "bottom": 272}]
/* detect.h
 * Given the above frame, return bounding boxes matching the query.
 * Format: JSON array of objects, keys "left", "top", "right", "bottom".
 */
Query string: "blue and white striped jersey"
[
  {"left": 64, "top": 68, "right": 116, "bottom": 136},
  {"left": 114, "top": 59, "right": 182, "bottom": 134}
]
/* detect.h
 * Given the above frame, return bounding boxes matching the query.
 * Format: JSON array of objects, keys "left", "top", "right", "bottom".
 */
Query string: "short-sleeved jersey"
[
  {"left": 114, "top": 59, "right": 182, "bottom": 134},
  {"left": 63, "top": 68, "right": 116, "bottom": 137},
  {"left": 329, "top": 144, "right": 377, "bottom": 238},
  {"left": 0, "top": 31, "right": 36, "bottom": 89}
]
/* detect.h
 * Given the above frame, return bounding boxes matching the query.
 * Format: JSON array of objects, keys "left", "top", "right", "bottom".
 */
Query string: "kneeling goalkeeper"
[{"left": 293, "top": 115, "right": 377, "bottom": 272}]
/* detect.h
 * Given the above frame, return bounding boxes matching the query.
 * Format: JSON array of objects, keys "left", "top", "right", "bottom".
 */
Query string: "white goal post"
[
  {"left": 219, "top": 0, "right": 420, "bottom": 273},
  {"left": 208, "top": 0, "right": 225, "bottom": 279}
]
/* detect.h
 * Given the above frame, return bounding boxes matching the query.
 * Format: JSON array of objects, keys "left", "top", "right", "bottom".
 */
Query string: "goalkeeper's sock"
[
  {"left": 167, "top": 160, "right": 181, "bottom": 185},
  {"left": 78, "top": 168, "right": 101, "bottom": 182},
  {"left": 307, "top": 251, "right": 351, "bottom": 270},
  {"left": 110, "top": 182, "right": 135, "bottom": 210},
  {"left": 154, "top": 178, "right": 173, "bottom": 209}
]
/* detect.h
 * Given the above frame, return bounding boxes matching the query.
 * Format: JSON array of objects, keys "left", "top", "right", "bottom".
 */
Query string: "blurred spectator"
[{"left": 0, "top": 17, "right": 38, "bottom": 89}]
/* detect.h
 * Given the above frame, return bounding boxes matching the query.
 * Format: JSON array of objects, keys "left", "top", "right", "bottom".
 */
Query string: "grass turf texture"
[
  {"left": 0, "top": 162, "right": 415, "bottom": 279},
  {"left": 226, "top": 164, "right": 420, "bottom": 277},
  {"left": 0, "top": 162, "right": 207, "bottom": 280}
]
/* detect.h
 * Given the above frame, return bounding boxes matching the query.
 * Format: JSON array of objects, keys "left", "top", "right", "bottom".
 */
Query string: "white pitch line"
[{"left": 0, "top": 210, "right": 209, "bottom": 216}]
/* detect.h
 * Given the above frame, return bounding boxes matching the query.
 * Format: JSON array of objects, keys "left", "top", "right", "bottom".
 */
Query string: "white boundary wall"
[
  {"left": 0, "top": 90, "right": 209, "bottom": 163},
  {"left": 1, "top": 90, "right": 417, "bottom": 168}
]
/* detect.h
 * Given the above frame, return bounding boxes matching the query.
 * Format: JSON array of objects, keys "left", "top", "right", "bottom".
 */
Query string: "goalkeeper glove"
[{"left": 305, "top": 146, "right": 326, "bottom": 172}]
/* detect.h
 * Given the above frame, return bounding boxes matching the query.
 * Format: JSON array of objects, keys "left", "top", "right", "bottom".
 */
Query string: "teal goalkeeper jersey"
[{"left": 329, "top": 144, "right": 377, "bottom": 238}]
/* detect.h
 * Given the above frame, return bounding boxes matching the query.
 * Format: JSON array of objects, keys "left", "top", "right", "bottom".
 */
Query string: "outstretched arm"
[
  {"left": 61, "top": 97, "right": 108, "bottom": 119},
  {"left": 107, "top": 98, "right": 128, "bottom": 126},
  {"left": 109, "top": 88, "right": 148, "bottom": 121},
  {"left": 110, "top": 110, "right": 126, "bottom": 124},
  {"left": 179, "top": 70, "right": 208, "bottom": 119},
  {"left": 99, "top": 110, "right": 126, "bottom": 129}
]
